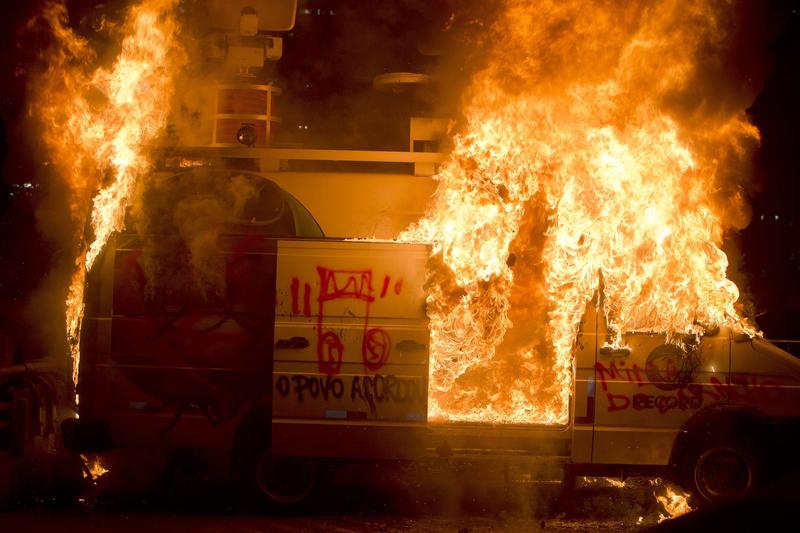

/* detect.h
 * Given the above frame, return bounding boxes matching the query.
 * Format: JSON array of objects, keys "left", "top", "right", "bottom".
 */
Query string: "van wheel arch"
[
  {"left": 231, "top": 405, "right": 272, "bottom": 481},
  {"left": 670, "top": 405, "right": 767, "bottom": 504},
  {"left": 232, "top": 406, "right": 317, "bottom": 506}
]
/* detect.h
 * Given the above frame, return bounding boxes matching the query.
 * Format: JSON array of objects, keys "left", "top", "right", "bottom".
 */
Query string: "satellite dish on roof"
[
  {"left": 373, "top": 72, "right": 432, "bottom": 93},
  {"left": 206, "top": 0, "right": 297, "bottom": 32}
]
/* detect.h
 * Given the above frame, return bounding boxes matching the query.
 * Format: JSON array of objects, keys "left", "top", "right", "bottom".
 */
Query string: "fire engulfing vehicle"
[
  {"left": 19, "top": 0, "right": 796, "bottom": 513},
  {"left": 62, "top": 166, "right": 800, "bottom": 507}
]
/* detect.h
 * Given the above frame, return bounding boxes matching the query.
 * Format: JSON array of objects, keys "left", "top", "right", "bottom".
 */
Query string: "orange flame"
[
  {"left": 656, "top": 484, "right": 694, "bottom": 522},
  {"left": 402, "top": 0, "right": 759, "bottom": 424},
  {"left": 80, "top": 453, "right": 110, "bottom": 480},
  {"left": 33, "top": 1, "right": 184, "bottom": 393}
]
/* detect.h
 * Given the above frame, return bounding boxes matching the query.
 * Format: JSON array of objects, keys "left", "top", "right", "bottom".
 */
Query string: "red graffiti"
[
  {"left": 596, "top": 357, "right": 785, "bottom": 414},
  {"left": 607, "top": 393, "right": 630, "bottom": 411},
  {"left": 633, "top": 392, "right": 702, "bottom": 413},
  {"left": 596, "top": 360, "right": 648, "bottom": 391},
  {"left": 315, "top": 267, "right": 382, "bottom": 375},
  {"left": 686, "top": 382, "right": 724, "bottom": 402},
  {"left": 289, "top": 268, "right": 403, "bottom": 374},
  {"left": 710, "top": 374, "right": 783, "bottom": 403},
  {"left": 318, "top": 331, "right": 344, "bottom": 375},
  {"left": 363, "top": 328, "right": 391, "bottom": 371},
  {"left": 290, "top": 277, "right": 301, "bottom": 315},
  {"left": 596, "top": 356, "right": 718, "bottom": 414},
  {"left": 644, "top": 358, "right": 682, "bottom": 389},
  {"left": 303, "top": 283, "right": 311, "bottom": 316},
  {"left": 317, "top": 267, "right": 375, "bottom": 303},
  {"left": 290, "top": 278, "right": 314, "bottom": 317},
  {"left": 604, "top": 385, "right": 707, "bottom": 414},
  {"left": 380, "top": 275, "right": 391, "bottom": 298},
  {"left": 595, "top": 358, "right": 692, "bottom": 393}
]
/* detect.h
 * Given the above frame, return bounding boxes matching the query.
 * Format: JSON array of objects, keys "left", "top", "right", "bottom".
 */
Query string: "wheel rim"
[
  {"left": 694, "top": 447, "right": 752, "bottom": 501},
  {"left": 255, "top": 453, "right": 315, "bottom": 504}
]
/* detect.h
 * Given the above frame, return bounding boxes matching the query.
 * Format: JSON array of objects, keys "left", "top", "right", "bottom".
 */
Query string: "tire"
[
  {"left": 251, "top": 450, "right": 316, "bottom": 505},
  {"left": 684, "top": 440, "right": 761, "bottom": 505}
]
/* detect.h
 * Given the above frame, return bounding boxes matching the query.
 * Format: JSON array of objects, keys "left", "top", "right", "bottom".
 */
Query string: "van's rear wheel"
[{"left": 253, "top": 451, "right": 316, "bottom": 505}]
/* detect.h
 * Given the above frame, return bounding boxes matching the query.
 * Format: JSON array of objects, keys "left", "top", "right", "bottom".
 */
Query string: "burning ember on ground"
[
  {"left": 80, "top": 454, "right": 110, "bottom": 481},
  {"left": 656, "top": 484, "right": 694, "bottom": 522},
  {"left": 578, "top": 477, "right": 694, "bottom": 523},
  {"left": 32, "top": 0, "right": 184, "bottom": 395},
  {"left": 402, "top": 0, "right": 760, "bottom": 424}
]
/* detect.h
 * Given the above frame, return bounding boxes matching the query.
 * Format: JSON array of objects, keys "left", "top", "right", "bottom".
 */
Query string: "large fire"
[
  {"left": 33, "top": 0, "right": 758, "bottom": 428},
  {"left": 402, "top": 0, "right": 759, "bottom": 424},
  {"left": 33, "top": 0, "right": 184, "bottom": 394}
]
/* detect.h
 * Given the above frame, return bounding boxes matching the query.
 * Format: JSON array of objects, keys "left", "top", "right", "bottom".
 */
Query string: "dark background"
[
  {"left": 0, "top": 0, "right": 798, "bottom": 347},
  {"left": 741, "top": 1, "right": 800, "bottom": 338}
]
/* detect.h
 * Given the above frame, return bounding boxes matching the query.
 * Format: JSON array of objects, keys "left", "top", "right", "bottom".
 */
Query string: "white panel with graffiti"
[{"left": 272, "top": 240, "right": 430, "bottom": 423}]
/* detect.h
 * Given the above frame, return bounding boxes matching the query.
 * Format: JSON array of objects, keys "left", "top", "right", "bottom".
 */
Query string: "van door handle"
[
  {"left": 275, "top": 336, "right": 310, "bottom": 349},
  {"left": 599, "top": 346, "right": 631, "bottom": 357},
  {"left": 396, "top": 340, "right": 426, "bottom": 352}
]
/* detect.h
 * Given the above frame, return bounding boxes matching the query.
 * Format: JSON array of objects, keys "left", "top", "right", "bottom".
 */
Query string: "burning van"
[
  {"left": 64, "top": 157, "right": 800, "bottom": 506},
  {"left": 31, "top": 0, "right": 799, "bottom": 510}
]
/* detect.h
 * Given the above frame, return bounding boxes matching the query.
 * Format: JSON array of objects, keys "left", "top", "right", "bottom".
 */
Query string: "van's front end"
[{"left": 672, "top": 334, "right": 800, "bottom": 503}]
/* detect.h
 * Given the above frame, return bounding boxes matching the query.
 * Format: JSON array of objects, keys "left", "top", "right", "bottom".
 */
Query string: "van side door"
[
  {"left": 271, "top": 239, "right": 430, "bottom": 459},
  {"left": 591, "top": 320, "right": 730, "bottom": 466}
]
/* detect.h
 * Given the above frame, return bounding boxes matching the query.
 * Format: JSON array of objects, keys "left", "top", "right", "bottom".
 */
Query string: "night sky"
[
  {"left": 0, "top": 0, "right": 799, "bottom": 344},
  {"left": 741, "top": 1, "right": 800, "bottom": 337}
]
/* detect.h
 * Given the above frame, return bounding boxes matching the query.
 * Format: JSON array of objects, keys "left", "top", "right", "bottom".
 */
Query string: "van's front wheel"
[
  {"left": 685, "top": 441, "right": 761, "bottom": 504},
  {"left": 253, "top": 451, "right": 316, "bottom": 505}
]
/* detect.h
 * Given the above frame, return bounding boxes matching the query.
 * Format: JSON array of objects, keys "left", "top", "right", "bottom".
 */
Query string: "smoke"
[
  {"left": 269, "top": 0, "right": 455, "bottom": 150},
  {"left": 130, "top": 170, "right": 260, "bottom": 303}
]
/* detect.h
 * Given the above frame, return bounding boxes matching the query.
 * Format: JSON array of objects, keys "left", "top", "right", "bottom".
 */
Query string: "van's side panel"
[
  {"left": 730, "top": 337, "right": 800, "bottom": 418},
  {"left": 271, "top": 240, "right": 430, "bottom": 458},
  {"left": 591, "top": 325, "right": 731, "bottom": 465},
  {"left": 81, "top": 233, "right": 277, "bottom": 449}
]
